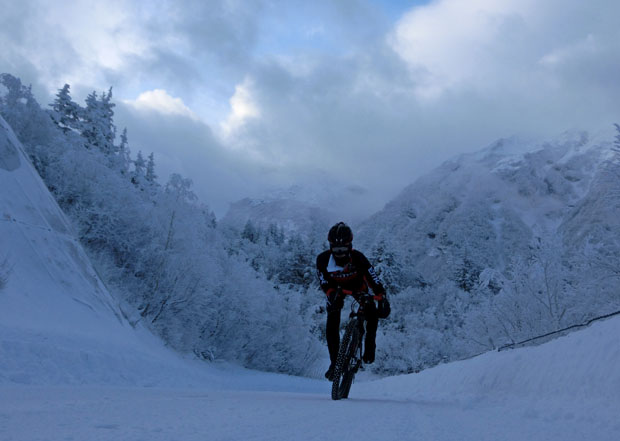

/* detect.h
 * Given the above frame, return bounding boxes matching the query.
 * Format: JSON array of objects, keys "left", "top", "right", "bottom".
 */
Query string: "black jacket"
[{"left": 316, "top": 249, "right": 385, "bottom": 298}]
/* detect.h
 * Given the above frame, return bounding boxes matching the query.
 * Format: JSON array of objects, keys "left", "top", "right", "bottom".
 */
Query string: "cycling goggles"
[{"left": 331, "top": 245, "right": 351, "bottom": 256}]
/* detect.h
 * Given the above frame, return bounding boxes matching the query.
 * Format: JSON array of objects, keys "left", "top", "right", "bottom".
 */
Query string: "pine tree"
[
  {"left": 242, "top": 220, "right": 259, "bottom": 243},
  {"left": 101, "top": 88, "right": 117, "bottom": 154},
  {"left": 80, "top": 91, "right": 98, "bottom": 149},
  {"left": 276, "top": 233, "right": 313, "bottom": 286},
  {"left": 81, "top": 89, "right": 116, "bottom": 155},
  {"left": 117, "top": 128, "right": 132, "bottom": 176},
  {"left": 49, "top": 84, "right": 80, "bottom": 133},
  {"left": 146, "top": 152, "right": 158, "bottom": 183},
  {"left": 131, "top": 150, "right": 146, "bottom": 187}
]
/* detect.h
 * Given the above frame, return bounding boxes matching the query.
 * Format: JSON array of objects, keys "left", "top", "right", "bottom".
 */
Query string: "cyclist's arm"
[
  {"left": 358, "top": 252, "right": 386, "bottom": 300},
  {"left": 316, "top": 254, "right": 339, "bottom": 298}
]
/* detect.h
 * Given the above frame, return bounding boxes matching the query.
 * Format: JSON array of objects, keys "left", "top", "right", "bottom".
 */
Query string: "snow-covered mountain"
[
  {"left": 215, "top": 130, "right": 620, "bottom": 372},
  {"left": 220, "top": 172, "right": 374, "bottom": 239},
  {"left": 222, "top": 196, "right": 333, "bottom": 238},
  {"left": 223, "top": 129, "right": 617, "bottom": 274},
  {"left": 357, "top": 130, "right": 616, "bottom": 291}
]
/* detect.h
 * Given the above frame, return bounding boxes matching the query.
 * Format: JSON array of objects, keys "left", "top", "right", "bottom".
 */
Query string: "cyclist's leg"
[
  {"left": 363, "top": 301, "right": 378, "bottom": 363},
  {"left": 326, "top": 307, "right": 342, "bottom": 367}
]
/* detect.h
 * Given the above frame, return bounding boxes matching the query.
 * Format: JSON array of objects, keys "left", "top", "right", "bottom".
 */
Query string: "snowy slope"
[
  {"left": 0, "top": 115, "right": 120, "bottom": 332},
  {"left": 0, "top": 115, "right": 222, "bottom": 386}
]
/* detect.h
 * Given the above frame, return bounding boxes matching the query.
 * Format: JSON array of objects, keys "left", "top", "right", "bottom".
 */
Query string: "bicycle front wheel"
[{"left": 331, "top": 319, "right": 361, "bottom": 400}]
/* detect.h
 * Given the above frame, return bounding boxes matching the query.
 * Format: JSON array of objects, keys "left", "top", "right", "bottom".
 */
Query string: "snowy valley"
[{"left": 1, "top": 73, "right": 620, "bottom": 440}]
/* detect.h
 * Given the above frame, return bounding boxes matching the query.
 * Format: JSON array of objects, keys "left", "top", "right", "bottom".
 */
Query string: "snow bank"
[{"left": 362, "top": 314, "right": 620, "bottom": 403}]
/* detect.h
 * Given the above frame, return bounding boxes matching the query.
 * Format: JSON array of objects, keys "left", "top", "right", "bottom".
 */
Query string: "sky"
[{"left": 1, "top": 0, "right": 620, "bottom": 218}]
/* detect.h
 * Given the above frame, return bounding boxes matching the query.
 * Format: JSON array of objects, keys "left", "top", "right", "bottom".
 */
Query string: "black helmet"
[
  {"left": 328, "top": 222, "right": 353, "bottom": 261},
  {"left": 328, "top": 222, "right": 353, "bottom": 246}
]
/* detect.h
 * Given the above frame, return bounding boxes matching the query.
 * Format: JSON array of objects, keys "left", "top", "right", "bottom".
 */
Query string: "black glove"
[
  {"left": 376, "top": 293, "right": 390, "bottom": 319},
  {"left": 326, "top": 288, "right": 344, "bottom": 312}
]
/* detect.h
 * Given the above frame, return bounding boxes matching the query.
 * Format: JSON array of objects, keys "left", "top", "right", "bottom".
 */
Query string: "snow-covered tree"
[
  {"left": 0, "top": 74, "right": 58, "bottom": 163},
  {"left": 370, "top": 236, "right": 402, "bottom": 293},
  {"left": 145, "top": 152, "right": 158, "bottom": 184},
  {"left": 131, "top": 150, "right": 147, "bottom": 187},
  {"left": 116, "top": 128, "right": 132, "bottom": 176},
  {"left": 2, "top": 74, "right": 326, "bottom": 376},
  {"left": 242, "top": 220, "right": 259, "bottom": 243},
  {"left": 49, "top": 84, "right": 80, "bottom": 133},
  {"left": 165, "top": 173, "right": 197, "bottom": 203},
  {"left": 81, "top": 88, "right": 116, "bottom": 156}
]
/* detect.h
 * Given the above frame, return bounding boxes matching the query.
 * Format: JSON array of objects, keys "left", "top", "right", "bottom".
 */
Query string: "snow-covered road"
[
  {"left": 2, "top": 380, "right": 614, "bottom": 441},
  {"left": 2, "top": 313, "right": 620, "bottom": 441}
]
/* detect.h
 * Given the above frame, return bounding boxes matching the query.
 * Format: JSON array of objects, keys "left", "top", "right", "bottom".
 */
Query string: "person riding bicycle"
[{"left": 316, "top": 221, "right": 386, "bottom": 380}]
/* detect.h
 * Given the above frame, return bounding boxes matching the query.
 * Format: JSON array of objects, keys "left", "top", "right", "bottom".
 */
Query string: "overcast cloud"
[{"left": 1, "top": 0, "right": 619, "bottom": 217}]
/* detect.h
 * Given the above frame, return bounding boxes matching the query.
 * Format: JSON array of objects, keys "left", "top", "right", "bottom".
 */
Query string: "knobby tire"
[{"left": 331, "top": 319, "right": 361, "bottom": 400}]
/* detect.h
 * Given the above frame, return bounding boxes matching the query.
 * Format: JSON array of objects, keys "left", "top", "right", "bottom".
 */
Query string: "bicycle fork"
[{"left": 352, "top": 323, "right": 365, "bottom": 372}]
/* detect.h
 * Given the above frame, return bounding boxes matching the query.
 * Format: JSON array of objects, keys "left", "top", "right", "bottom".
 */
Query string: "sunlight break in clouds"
[
  {"left": 124, "top": 89, "right": 199, "bottom": 120},
  {"left": 220, "top": 77, "right": 260, "bottom": 137}
]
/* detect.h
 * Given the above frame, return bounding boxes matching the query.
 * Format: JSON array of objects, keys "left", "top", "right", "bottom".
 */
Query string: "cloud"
[
  {"left": 214, "top": 0, "right": 620, "bottom": 216},
  {"left": 389, "top": 0, "right": 535, "bottom": 99},
  {"left": 220, "top": 78, "right": 261, "bottom": 138},
  {"left": 0, "top": 0, "right": 152, "bottom": 98},
  {"left": 114, "top": 101, "right": 256, "bottom": 216},
  {"left": 538, "top": 34, "right": 599, "bottom": 68},
  {"left": 124, "top": 89, "right": 199, "bottom": 120},
  {"left": 0, "top": 0, "right": 262, "bottom": 108},
  {"left": 3, "top": 0, "right": 620, "bottom": 220},
  {"left": 389, "top": 0, "right": 620, "bottom": 106}
]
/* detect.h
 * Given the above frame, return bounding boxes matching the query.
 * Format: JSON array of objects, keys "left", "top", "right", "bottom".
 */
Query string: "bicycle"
[{"left": 331, "top": 292, "right": 373, "bottom": 400}]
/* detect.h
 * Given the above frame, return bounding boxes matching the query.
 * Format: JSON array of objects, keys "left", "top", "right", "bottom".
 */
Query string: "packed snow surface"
[{"left": 2, "top": 316, "right": 620, "bottom": 441}]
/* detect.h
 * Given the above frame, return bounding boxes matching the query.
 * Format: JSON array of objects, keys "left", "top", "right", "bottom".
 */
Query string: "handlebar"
[
  {"left": 352, "top": 292, "right": 373, "bottom": 302},
  {"left": 348, "top": 292, "right": 374, "bottom": 317}
]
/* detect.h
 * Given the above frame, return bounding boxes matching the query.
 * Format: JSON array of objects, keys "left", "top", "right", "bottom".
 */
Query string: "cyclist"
[{"left": 316, "top": 221, "right": 386, "bottom": 380}]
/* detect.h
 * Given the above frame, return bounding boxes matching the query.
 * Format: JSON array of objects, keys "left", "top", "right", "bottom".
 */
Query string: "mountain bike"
[{"left": 331, "top": 292, "right": 373, "bottom": 400}]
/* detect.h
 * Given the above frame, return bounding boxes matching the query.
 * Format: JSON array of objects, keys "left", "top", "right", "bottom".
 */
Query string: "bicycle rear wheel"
[{"left": 331, "top": 320, "right": 361, "bottom": 400}]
